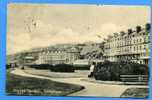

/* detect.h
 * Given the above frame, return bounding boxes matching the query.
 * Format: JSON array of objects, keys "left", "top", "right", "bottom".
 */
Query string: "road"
[{"left": 11, "top": 69, "right": 148, "bottom": 97}]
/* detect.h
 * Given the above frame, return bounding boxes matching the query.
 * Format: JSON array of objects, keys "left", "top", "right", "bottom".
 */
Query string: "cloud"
[
  {"left": 6, "top": 22, "right": 134, "bottom": 55},
  {"left": 7, "top": 21, "right": 98, "bottom": 54},
  {"left": 7, "top": 4, "right": 150, "bottom": 54},
  {"left": 97, "top": 23, "right": 128, "bottom": 38},
  {"left": 27, "top": 20, "right": 53, "bottom": 38},
  {"left": 7, "top": 33, "right": 32, "bottom": 54}
]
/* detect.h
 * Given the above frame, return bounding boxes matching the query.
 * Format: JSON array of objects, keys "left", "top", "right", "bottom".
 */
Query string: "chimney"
[
  {"left": 120, "top": 31, "right": 126, "bottom": 36},
  {"left": 128, "top": 29, "right": 133, "bottom": 34},
  {"left": 136, "top": 26, "right": 141, "bottom": 33},
  {"left": 145, "top": 23, "right": 150, "bottom": 31}
]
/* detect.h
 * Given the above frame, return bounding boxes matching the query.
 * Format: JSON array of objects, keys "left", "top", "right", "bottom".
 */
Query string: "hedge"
[
  {"left": 52, "top": 64, "right": 74, "bottom": 72},
  {"left": 28, "top": 64, "right": 74, "bottom": 72},
  {"left": 93, "top": 61, "right": 149, "bottom": 81},
  {"left": 73, "top": 65, "right": 90, "bottom": 70},
  {"left": 6, "top": 64, "right": 11, "bottom": 69},
  {"left": 29, "top": 64, "right": 53, "bottom": 70},
  {"left": 6, "top": 64, "right": 18, "bottom": 69}
]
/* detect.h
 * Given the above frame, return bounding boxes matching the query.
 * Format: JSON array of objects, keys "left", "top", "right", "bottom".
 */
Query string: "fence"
[{"left": 120, "top": 75, "right": 149, "bottom": 82}]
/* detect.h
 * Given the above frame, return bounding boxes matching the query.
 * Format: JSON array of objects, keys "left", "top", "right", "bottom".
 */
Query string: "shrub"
[
  {"left": 94, "top": 70, "right": 111, "bottom": 81},
  {"left": 28, "top": 64, "right": 53, "bottom": 70},
  {"left": 6, "top": 64, "right": 11, "bottom": 69},
  {"left": 28, "top": 64, "right": 75, "bottom": 72},
  {"left": 73, "top": 65, "right": 90, "bottom": 70},
  {"left": 93, "top": 61, "right": 149, "bottom": 81},
  {"left": 6, "top": 64, "right": 18, "bottom": 69},
  {"left": 52, "top": 64, "right": 74, "bottom": 72}
]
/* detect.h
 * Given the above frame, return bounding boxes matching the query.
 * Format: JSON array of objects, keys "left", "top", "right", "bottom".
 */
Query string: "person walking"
[{"left": 88, "top": 62, "right": 95, "bottom": 77}]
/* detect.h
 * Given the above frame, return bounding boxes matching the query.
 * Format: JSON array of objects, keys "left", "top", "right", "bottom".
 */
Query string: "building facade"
[
  {"left": 103, "top": 23, "right": 150, "bottom": 65},
  {"left": 36, "top": 47, "right": 80, "bottom": 65}
]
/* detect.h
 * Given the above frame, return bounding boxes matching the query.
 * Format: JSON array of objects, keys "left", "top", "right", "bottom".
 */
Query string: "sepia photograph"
[{"left": 6, "top": 4, "right": 150, "bottom": 98}]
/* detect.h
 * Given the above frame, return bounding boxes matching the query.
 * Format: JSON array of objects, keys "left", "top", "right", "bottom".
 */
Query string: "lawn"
[
  {"left": 120, "top": 87, "right": 149, "bottom": 98},
  {"left": 23, "top": 68, "right": 89, "bottom": 78},
  {"left": 6, "top": 71, "right": 84, "bottom": 96}
]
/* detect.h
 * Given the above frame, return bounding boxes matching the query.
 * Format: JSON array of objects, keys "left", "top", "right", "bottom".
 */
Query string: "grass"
[
  {"left": 23, "top": 68, "right": 89, "bottom": 78},
  {"left": 6, "top": 71, "right": 84, "bottom": 96},
  {"left": 120, "top": 88, "right": 149, "bottom": 98}
]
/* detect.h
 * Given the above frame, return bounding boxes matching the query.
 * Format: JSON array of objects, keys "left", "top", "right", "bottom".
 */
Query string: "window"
[
  {"left": 148, "top": 36, "right": 150, "bottom": 42},
  {"left": 144, "top": 45, "right": 146, "bottom": 49},
  {"left": 140, "top": 45, "right": 142, "bottom": 50},
  {"left": 144, "top": 38, "right": 146, "bottom": 43}
]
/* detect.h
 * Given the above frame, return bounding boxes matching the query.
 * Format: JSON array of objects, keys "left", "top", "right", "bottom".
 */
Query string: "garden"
[
  {"left": 92, "top": 61, "right": 149, "bottom": 81},
  {"left": 6, "top": 71, "right": 84, "bottom": 96}
]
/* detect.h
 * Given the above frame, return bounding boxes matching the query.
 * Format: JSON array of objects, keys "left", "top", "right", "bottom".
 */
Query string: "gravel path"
[{"left": 11, "top": 69, "right": 148, "bottom": 97}]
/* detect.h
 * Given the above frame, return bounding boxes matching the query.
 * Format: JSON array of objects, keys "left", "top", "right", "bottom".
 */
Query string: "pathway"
[{"left": 11, "top": 69, "right": 148, "bottom": 97}]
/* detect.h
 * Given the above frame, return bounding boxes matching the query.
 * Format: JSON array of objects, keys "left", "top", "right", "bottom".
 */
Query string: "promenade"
[{"left": 11, "top": 68, "right": 148, "bottom": 97}]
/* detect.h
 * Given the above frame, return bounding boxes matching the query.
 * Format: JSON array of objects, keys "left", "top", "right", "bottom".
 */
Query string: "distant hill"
[
  {"left": 7, "top": 42, "right": 104, "bottom": 64},
  {"left": 80, "top": 43, "right": 103, "bottom": 59}
]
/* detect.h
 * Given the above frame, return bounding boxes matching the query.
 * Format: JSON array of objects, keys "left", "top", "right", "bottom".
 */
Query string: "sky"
[{"left": 7, "top": 4, "right": 150, "bottom": 55}]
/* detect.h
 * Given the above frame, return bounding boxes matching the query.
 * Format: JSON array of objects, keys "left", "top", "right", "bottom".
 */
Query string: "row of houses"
[
  {"left": 7, "top": 23, "right": 150, "bottom": 67},
  {"left": 7, "top": 46, "right": 81, "bottom": 66},
  {"left": 103, "top": 23, "right": 150, "bottom": 65}
]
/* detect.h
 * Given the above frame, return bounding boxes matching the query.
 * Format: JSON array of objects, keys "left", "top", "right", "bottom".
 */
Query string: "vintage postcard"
[{"left": 6, "top": 4, "right": 150, "bottom": 98}]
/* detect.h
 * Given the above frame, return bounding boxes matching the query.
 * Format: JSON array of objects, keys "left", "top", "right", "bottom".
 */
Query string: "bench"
[{"left": 120, "top": 75, "right": 149, "bottom": 82}]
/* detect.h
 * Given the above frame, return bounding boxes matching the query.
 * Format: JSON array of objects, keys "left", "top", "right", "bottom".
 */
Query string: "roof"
[
  {"left": 24, "top": 56, "right": 35, "bottom": 60},
  {"left": 73, "top": 59, "right": 89, "bottom": 65},
  {"left": 67, "top": 47, "right": 79, "bottom": 53}
]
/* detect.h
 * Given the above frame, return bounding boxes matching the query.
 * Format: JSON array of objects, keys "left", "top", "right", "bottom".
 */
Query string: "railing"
[{"left": 120, "top": 75, "right": 149, "bottom": 82}]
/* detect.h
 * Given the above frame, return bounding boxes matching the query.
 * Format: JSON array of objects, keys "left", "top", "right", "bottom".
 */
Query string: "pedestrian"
[{"left": 89, "top": 62, "right": 95, "bottom": 77}]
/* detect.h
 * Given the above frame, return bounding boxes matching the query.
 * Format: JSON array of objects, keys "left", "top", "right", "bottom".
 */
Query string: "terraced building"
[
  {"left": 103, "top": 23, "right": 150, "bottom": 65},
  {"left": 36, "top": 47, "right": 80, "bottom": 65}
]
